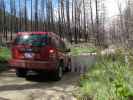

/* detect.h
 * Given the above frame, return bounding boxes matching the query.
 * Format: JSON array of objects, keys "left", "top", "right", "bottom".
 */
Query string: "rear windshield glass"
[{"left": 15, "top": 34, "right": 48, "bottom": 46}]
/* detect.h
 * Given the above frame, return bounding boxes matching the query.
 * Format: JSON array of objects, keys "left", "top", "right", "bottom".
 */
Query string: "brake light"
[
  {"left": 13, "top": 49, "right": 20, "bottom": 59},
  {"left": 49, "top": 49, "right": 54, "bottom": 53},
  {"left": 49, "top": 49, "right": 56, "bottom": 60}
]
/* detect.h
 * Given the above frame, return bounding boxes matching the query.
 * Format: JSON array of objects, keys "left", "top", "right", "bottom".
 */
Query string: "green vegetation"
[
  {"left": 0, "top": 47, "right": 11, "bottom": 72},
  {"left": 70, "top": 47, "right": 97, "bottom": 56},
  {"left": 0, "top": 63, "right": 8, "bottom": 72},
  {"left": 78, "top": 48, "right": 133, "bottom": 100},
  {"left": 0, "top": 47, "right": 11, "bottom": 63}
]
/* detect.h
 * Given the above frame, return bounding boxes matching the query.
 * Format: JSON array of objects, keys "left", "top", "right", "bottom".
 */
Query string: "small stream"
[{"left": 71, "top": 54, "right": 96, "bottom": 73}]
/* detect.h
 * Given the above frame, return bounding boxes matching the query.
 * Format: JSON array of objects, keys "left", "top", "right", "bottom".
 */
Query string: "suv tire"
[
  {"left": 16, "top": 69, "right": 27, "bottom": 77},
  {"left": 53, "top": 62, "right": 63, "bottom": 81}
]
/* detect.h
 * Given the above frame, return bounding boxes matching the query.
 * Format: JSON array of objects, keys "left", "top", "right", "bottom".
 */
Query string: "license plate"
[{"left": 24, "top": 53, "right": 33, "bottom": 58}]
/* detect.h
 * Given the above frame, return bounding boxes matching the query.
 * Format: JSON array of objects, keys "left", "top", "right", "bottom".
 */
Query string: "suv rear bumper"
[{"left": 9, "top": 59, "right": 57, "bottom": 71}]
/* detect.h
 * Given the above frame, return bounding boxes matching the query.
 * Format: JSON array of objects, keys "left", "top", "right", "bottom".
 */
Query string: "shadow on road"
[
  {"left": 0, "top": 70, "right": 79, "bottom": 92},
  {"left": 0, "top": 97, "right": 9, "bottom": 100},
  {"left": 26, "top": 73, "right": 56, "bottom": 82},
  {"left": 0, "top": 63, "right": 9, "bottom": 73}
]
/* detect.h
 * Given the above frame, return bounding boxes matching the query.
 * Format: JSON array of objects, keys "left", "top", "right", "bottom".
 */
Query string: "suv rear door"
[{"left": 12, "top": 34, "right": 49, "bottom": 61}]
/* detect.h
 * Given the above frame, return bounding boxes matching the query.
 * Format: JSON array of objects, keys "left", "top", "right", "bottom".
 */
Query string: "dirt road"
[
  {"left": 0, "top": 70, "right": 79, "bottom": 100},
  {"left": 0, "top": 55, "right": 96, "bottom": 100}
]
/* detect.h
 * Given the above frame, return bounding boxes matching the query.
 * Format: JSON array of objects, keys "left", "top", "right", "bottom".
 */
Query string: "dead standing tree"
[
  {"left": 24, "top": 0, "right": 27, "bottom": 31},
  {"left": 19, "top": 0, "right": 22, "bottom": 32},
  {"left": 46, "top": 0, "right": 54, "bottom": 32},
  {"left": 41, "top": 0, "right": 45, "bottom": 31},
  {"left": 0, "top": 0, "right": 108, "bottom": 45},
  {"left": 61, "top": 0, "right": 65, "bottom": 38},
  {"left": 74, "top": 0, "right": 78, "bottom": 43},
  {"left": 10, "top": 0, "right": 16, "bottom": 40},
  {"left": 95, "top": 0, "right": 100, "bottom": 46},
  {"left": 123, "top": 0, "right": 131, "bottom": 41},
  {"left": 57, "top": 0, "right": 65, "bottom": 38},
  {"left": 90, "top": 0, "right": 94, "bottom": 34},
  {"left": 0, "top": 0, "right": 5, "bottom": 42},
  {"left": 73, "top": 0, "right": 82, "bottom": 44},
  {"left": 99, "top": 0, "right": 106, "bottom": 46},
  {"left": 34, "top": 0, "right": 38, "bottom": 31},
  {"left": 123, "top": 0, "right": 133, "bottom": 46},
  {"left": 66, "top": 0, "right": 72, "bottom": 42},
  {"left": 117, "top": 1, "right": 125, "bottom": 44},
  {"left": 1, "top": 0, "right": 6, "bottom": 41}
]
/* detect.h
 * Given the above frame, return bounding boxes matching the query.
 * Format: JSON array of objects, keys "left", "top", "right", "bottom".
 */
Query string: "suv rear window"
[{"left": 15, "top": 34, "right": 48, "bottom": 46}]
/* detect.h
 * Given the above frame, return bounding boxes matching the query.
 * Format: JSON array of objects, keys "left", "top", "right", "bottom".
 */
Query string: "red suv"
[{"left": 9, "top": 32, "right": 71, "bottom": 80}]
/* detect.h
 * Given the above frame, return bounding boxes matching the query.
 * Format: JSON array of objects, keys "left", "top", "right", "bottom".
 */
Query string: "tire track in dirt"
[{"left": 0, "top": 70, "right": 79, "bottom": 100}]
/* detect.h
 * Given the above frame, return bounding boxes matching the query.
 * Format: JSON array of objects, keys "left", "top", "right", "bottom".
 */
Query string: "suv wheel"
[
  {"left": 53, "top": 63, "right": 63, "bottom": 81},
  {"left": 16, "top": 69, "right": 27, "bottom": 77}
]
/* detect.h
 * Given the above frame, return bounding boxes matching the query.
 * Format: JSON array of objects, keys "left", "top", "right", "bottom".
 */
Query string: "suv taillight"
[
  {"left": 12, "top": 48, "right": 25, "bottom": 59},
  {"left": 49, "top": 49, "right": 55, "bottom": 53},
  {"left": 49, "top": 49, "right": 56, "bottom": 60},
  {"left": 13, "top": 49, "right": 20, "bottom": 59}
]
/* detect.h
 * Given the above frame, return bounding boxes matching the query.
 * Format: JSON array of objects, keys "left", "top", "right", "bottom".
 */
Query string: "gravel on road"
[{"left": 0, "top": 70, "right": 79, "bottom": 100}]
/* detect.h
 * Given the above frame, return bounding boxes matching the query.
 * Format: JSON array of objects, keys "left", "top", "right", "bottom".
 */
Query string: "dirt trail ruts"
[
  {"left": 0, "top": 55, "right": 96, "bottom": 100},
  {"left": 0, "top": 70, "right": 79, "bottom": 100}
]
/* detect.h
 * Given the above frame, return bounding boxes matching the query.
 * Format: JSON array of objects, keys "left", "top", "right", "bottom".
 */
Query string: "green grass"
[
  {"left": 78, "top": 50, "right": 133, "bottom": 100},
  {"left": 0, "top": 47, "right": 11, "bottom": 63},
  {"left": 0, "top": 47, "right": 11, "bottom": 72},
  {"left": 70, "top": 47, "right": 97, "bottom": 56},
  {"left": 0, "top": 63, "right": 8, "bottom": 72}
]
